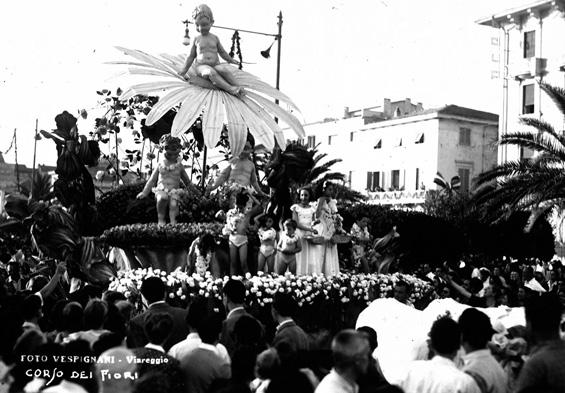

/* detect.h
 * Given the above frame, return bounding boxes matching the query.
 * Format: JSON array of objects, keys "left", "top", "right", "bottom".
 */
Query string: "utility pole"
[
  {"left": 31, "top": 119, "right": 39, "bottom": 199},
  {"left": 14, "top": 129, "right": 20, "bottom": 193}
]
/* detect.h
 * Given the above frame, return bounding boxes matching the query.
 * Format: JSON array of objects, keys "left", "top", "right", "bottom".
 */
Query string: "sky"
[{"left": 0, "top": 0, "right": 524, "bottom": 167}]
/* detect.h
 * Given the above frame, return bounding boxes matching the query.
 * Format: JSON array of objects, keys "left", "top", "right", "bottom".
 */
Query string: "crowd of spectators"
[{"left": 1, "top": 249, "right": 565, "bottom": 393}]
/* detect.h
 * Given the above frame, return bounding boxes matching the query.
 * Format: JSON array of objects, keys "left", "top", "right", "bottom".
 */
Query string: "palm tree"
[
  {"left": 472, "top": 82, "right": 565, "bottom": 231},
  {"left": 18, "top": 171, "right": 54, "bottom": 201}
]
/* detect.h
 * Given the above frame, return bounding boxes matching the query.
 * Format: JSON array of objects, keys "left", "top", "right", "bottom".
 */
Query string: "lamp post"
[{"left": 181, "top": 13, "right": 284, "bottom": 188}]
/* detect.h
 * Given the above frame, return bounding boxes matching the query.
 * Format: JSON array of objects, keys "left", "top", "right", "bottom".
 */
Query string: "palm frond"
[{"left": 540, "top": 82, "right": 565, "bottom": 116}]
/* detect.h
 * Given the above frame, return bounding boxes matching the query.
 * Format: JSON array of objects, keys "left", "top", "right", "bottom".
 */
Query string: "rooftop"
[{"left": 476, "top": 0, "right": 565, "bottom": 27}]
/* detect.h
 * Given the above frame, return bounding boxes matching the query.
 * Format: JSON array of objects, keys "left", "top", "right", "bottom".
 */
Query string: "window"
[
  {"left": 328, "top": 135, "right": 333, "bottom": 145},
  {"left": 297, "top": 138, "right": 304, "bottom": 145},
  {"left": 348, "top": 171, "right": 352, "bottom": 187},
  {"left": 523, "top": 84, "right": 535, "bottom": 114},
  {"left": 395, "top": 107, "right": 402, "bottom": 117},
  {"left": 415, "top": 133, "right": 424, "bottom": 144},
  {"left": 524, "top": 31, "right": 535, "bottom": 58},
  {"left": 350, "top": 132, "right": 355, "bottom": 142},
  {"left": 307, "top": 136, "right": 316, "bottom": 149},
  {"left": 374, "top": 139, "right": 382, "bottom": 149},
  {"left": 458, "top": 168, "right": 470, "bottom": 193},
  {"left": 366, "top": 171, "right": 381, "bottom": 191},
  {"left": 396, "top": 137, "right": 403, "bottom": 147},
  {"left": 415, "top": 168, "right": 420, "bottom": 190},
  {"left": 391, "top": 170, "right": 400, "bottom": 190},
  {"left": 459, "top": 128, "right": 471, "bottom": 146}
]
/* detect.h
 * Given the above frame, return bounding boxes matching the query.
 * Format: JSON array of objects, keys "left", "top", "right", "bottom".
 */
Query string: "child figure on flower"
[
  {"left": 178, "top": 4, "right": 243, "bottom": 96},
  {"left": 137, "top": 134, "right": 190, "bottom": 226}
]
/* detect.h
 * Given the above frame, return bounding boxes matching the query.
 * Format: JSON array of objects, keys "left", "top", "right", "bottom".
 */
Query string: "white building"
[
  {"left": 291, "top": 98, "right": 498, "bottom": 206},
  {"left": 477, "top": 0, "right": 565, "bottom": 163}
]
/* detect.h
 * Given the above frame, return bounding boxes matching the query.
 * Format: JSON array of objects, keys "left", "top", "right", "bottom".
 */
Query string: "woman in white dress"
[
  {"left": 315, "top": 182, "right": 340, "bottom": 276},
  {"left": 291, "top": 187, "right": 323, "bottom": 275}
]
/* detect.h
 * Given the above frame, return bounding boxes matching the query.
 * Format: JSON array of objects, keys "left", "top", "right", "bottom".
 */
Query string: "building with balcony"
[
  {"left": 477, "top": 0, "right": 565, "bottom": 163},
  {"left": 293, "top": 98, "right": 498, "bottom": 206}
]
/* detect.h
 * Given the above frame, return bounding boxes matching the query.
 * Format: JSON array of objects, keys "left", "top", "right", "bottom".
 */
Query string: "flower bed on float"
[
  {"left": 109, "top": 269, "right": 435, "bottom": 331},
  {"left": 101, "top": 222, "right": 224, "bottom": 248}
]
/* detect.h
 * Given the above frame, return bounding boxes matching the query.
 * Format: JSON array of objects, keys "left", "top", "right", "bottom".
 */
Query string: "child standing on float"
[{"left": 137, "top": 134, "right": 190, "bottom": 226}]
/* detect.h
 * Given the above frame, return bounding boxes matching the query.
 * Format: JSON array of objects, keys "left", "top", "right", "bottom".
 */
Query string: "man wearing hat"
[{"left": 458, "top": 308, "right": 507, "bottom": 393}]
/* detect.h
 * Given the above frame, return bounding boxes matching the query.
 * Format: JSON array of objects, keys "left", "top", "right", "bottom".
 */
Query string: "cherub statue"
[
  {"left": 206, "top": 140, "right": 268, "bottom": 198},
  {"left": 137, "top": 134, "right": 190, "bottom": 225},
  {"left": 178, "top": 4, "right": 243, "bottom": 96}
]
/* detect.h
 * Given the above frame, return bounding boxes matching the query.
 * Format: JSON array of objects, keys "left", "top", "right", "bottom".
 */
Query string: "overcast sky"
[{"left": 0, "top": 0, "right": 523, "bottom": 166}]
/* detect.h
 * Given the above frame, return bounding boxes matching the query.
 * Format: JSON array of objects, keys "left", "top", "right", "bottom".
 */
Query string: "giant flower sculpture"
[{"left": 111, "top": 47, "right": 305, "bottom": 156}]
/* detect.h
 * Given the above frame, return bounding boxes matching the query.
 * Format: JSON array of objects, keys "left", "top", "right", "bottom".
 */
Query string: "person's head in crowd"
[
  {"left": 421, "top": 263, "right": 432, "bottom": 276},
  {"left": 479, "top": 268, "right": 491, "bottom": 282},
  {"left": 439, "top": 285, "right": 451, "bottom": 299},
  {"left": 49, "top": 299, "right": 70, "bottom": 332},
  {"left": 461, "top": 278, "right": 471, "bottom": 292},
  {"left": 62, "top": 302, "right": 84, "bottom": 333},
  {"left": 496, "top": 291, "right": 509, "bottom": 307},
  {"left": 549, "top": 269, "right": 559, "bottom": 283},
  {"left": 26, "top": 275, "right": 49, "bottom": 293},
  {"left": 93, "top": 332, "right": 125, "bottom": 357},
  {"left": 102, "top": 290, "right": 127, "bottom": 305},
  {"left": 197, "top": 310, "right": 223, "bottom": 345},
  {"left": 516, "top": 286, "right": 528, "bottom": 304},
  {"left": 7, "top": 262, "right": 21, "bottom": 281},
  {"left": 84, "top": 299, "right": 108, "bottom": 331},
  {"left": 492, "top": 267, "right": 502, "bottom": 277},
  {"left": 533, "top": 271, "right": 546, "bottom": 285},
  {"left": 557, "top": 282, "right": 565, "bottom": 306},
  {"left": 144, "top": 312, "right": 173, "bottom": 347},
  {"left": 22, "top": 294, "right": 43, "bottom": 323},
  {"left": 186, "top": 297, "right": 208, "bottom": 332},
  {"left": 393, "top": 281, "right": 410, "bottom": 304},
  {"left": 115, "top": 300, "right": 134, "bottom": 322},
  {"left": 83, "top": 284, "right": 103, "bottom": 301},
  {"left": 255, "top": 347, "right": 281, "bottom": 380},
  {"left": 356, "top": 326, "right": 378, "bottom": 353},
  {"left": 234, "top": 314, "right": 265, "bottom": 349},
  {"left": 469, "top": 277, "right": 483, "bottom": 295},
  {"left": 272, "top": 292, "right": 297, "bottom": 322},
  {"left": 523, "top": 266, "right": 534, "bottom": 282},
  {"left": 223, "top": 278, "right": 246, "bottom": 309},
  {"left": 458, "top": 308, "right": 494, "bottom": 353},
  {"left": 266, "top": 368, "right": 314, "bottom": 393},
  {"left": 331, "top": 329, "right": 371, "bottom": 382},
  {"left": 509, "top": 270, "right": 521, "bottom": 283},
  {"left": 96, "top": 347, "right": 137, "bottom": 393},
  {"left": 140, "top": 276, "right": 167, "bottom": 306},
  {"left": 104, "top": 302, "right": 127, "bottom": 338},
  {"left": 429, "top": 316, "right": 460, "bottom": 360},
  {"left": 525, "top": 292, "right": 563, "bottom": 342}
]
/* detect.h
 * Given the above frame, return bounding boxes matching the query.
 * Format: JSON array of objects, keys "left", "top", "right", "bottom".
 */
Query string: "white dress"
[
  {"left": 317, "top": 198, "right": 340, "bottom": 276},
  {"left": 291, "top": 203, "right": 323, "bottom": 275}
]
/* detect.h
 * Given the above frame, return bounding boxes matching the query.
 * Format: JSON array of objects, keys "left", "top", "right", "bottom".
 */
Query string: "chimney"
[
  {"left": 343, "top": 106, "right": 350, "bottom": 118},
  {"left": 416, "top": 102, "right": 423, "bottom": 112},
  {"left": 383, "top": 98, "right": 391, "bottom": 116}
]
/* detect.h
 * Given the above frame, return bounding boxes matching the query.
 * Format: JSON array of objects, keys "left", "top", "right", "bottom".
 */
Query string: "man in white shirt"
[
  {"left": 168, "top": 298, "right": 230, "bottom": 363},
  {"left": 399, "top": 316, "right": 480, "bottom": 393},
  {"left": 316, "top": 329, "right": 370, "bottom": 393},
  {"left": 459, "top": 308, "right": 508, "bottom": 393}
]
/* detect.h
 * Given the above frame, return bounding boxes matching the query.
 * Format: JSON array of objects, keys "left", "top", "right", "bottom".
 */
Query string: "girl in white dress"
[
  {"left": 315, "top": 182, "right": 340, "bottom": 276},
  {"left": 291, "top": 187, "right": 322, "bottom": 275}
]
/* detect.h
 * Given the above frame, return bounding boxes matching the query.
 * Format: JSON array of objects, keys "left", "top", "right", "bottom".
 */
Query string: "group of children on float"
[{"left": 140, "top": 133, "right": 376, "bottom": 278}]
